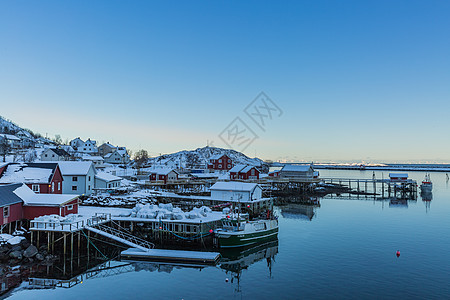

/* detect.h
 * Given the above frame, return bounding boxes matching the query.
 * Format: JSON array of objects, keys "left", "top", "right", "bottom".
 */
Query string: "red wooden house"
[
  {"left": 0, "top": 183, "right": 79, "bottom": 227},
  {"left": 207, "top": 154, "right": 233, "bottom": 171},
  {"left": 0, "top": 162, "right": 8, "bottom": 177},
  {"left": 268, "top": 170, "right": 281, "bottom": 177},
  {"left": 0, "top": 184, "right": 24, "bottom": 226},
  {"left": 149, "top": 169, "right": 179, "bottom": 184},
  {"left": 0, "top": 163, "right": 63, "bottom": 194},
  {"left": 229, "top": 164, "right": 260, "bottom": 180}
]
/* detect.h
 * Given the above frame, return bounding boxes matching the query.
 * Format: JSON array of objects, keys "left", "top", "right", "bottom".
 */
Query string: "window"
[
  {"left": 58, "top": 182, "right": 61, "bottom": 191},
  {"left": 67, "top": 205, "right": 73, "bottom": 210},
  {"left": 219, "top": 159, "right": 222, "bottom": 163},
  {"left": 108, "top": 183, "right": 111, "bottom": 188},
  {"left": 51, "top": 182, "right": 55, "bottom": 193},
  {"left": 251, "top": 169, "right": 255, "bottom": 175},
  {"left": 84, "top": 148, "right": 86, "bottom": 151},
  {"left": 3, "top": 206, "right": 9, "bottom": 218},
  {"left": 88, "top": 185, "right": 91, "bottom": 190},
  {"left": 45, "top": 154, "right": 48, "bottom": 157},
  {"left": 228, "top": 164, "right": 231, "bottom": 168},
  {"left": 218, "top": 164, "right": 222, "bottom": 168},
  {"left": 52, "top": 154, "right": 55, "bottom": 157},
  {"left": 72, "top": 186, "right": 77, "bottom": 191},
  {"left": 228, "top": 159, "right": 231, "bottom": 163},
  {"left": 72, "top": 176, "right": 78, "bottom": 181},
  {"left": 32, "top": 184, "right": 40, "bottom": 192},
  {"left": 88, "top": 176, "right": 91, "bottom": 181}
]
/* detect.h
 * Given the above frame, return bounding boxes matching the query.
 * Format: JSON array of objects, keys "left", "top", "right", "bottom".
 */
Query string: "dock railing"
[{"left": 30, "top": 213, "right": 112, "bottom": 232}]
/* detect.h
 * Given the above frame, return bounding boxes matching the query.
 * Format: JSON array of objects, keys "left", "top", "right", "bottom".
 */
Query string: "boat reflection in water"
[
  {"left": 421, "top": 190, "right": 433, "bottom": 213},
  {"left": 220, "top": 240, "right": 278, "bottom": 293}
]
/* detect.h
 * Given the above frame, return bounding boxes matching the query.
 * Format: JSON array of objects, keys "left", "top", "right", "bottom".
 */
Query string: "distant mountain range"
[{"left": 148, "top": 146, "right": 269, "bottom": 171}]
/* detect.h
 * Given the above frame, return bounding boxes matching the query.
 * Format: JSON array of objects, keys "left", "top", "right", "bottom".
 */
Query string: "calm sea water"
[{"left": 7, "top": 170, "right": 450, "bottom": 299}]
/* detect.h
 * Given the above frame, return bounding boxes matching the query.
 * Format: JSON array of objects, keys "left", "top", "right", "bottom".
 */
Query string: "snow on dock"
[{"left": 121, "top": 248, "right": 220, "bottom": 265}]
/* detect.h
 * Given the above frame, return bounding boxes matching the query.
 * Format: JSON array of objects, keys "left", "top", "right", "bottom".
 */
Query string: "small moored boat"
[
  {"left": 215, "top": 212, "right": 278, "bottom": 248},
  {"left": 420, "top": 173, "right": 433, "bottom": 192}
]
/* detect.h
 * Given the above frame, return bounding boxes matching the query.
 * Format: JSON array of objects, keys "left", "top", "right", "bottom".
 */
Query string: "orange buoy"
[
  {"left": 396, "top": 250, "right": 400, "bottom": 257},
  {"left": 225, "top": 278, "right": 229, "bottom": 282}
]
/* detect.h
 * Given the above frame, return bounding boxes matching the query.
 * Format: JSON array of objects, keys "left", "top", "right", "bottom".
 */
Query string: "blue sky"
[{"left": 1, "top": 1, "right": 449, "bottom": 163}]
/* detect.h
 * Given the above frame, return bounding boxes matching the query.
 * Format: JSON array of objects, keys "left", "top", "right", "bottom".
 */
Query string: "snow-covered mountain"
[{"left": 147, "top": 146, "right": 269, "bottom": 172}]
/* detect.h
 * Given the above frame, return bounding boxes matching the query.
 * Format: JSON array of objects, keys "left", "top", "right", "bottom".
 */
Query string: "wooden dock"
[{"left": 121, "top": 248, "right": 220, "bottom": 265}]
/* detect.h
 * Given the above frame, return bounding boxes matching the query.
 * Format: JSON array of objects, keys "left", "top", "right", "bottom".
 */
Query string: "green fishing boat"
[{"left": 215, "top": 213, "right": 278, "bottom": 248}]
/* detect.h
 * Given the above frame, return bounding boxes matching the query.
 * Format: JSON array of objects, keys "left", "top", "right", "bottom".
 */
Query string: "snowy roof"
[
  {"left": 17, "top": 130, "right": 32, "bottom": 138},
  {"left": 241, "top": 165, "right": 256, "bottom": 173},
  {"left": 104, "top": 153, "right": 113, "bottom": 158},
  {"left": 96, "top": 172, "right": 122, "bottom": 182},
  {"left": 83, "top": 156, "right": 104, "bottom": 161},
  {"left": 60, "top": 145, "right": 74, "bottom": 152},
  {"left": 46, "top": 148, "right": 70, "bottom": 157},
  {"left": 100, "top": 143, "right": 116, "bottom": 149},
  {"left": 150, "top": 168, "right": 178, "bottom": 175},
  {"left": 13, "top": 184, "right": 78, "bottom": 206},
  {"left": 0, "top": 134, "right": 21, "bottom": 141},
  {"left": 0, "top": 183, "right": 24, "bottom": 207},
  {"left": 209, "top": 154, "right": 227, "bottom": 160},
  {"left": 281, "top": 164, "right": 313, "bottom": 172},
  {"left": 229, "top": 164, "right": 246, "bottom": 173},
  {"left": 58, "top": 161, "right": 94, "bottom": 175},
  {"left": 114, "top": 148, "right": 129, "bottom": 157},
  {"left": 0, "top": 164, "right": 54, "bottom": 184},
  {"left": 210, "top": 181, "right": 260, "bottom": 192}
]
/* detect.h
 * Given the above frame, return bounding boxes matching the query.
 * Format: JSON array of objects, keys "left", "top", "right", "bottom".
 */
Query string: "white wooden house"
[
  {"left": 104, "top": 148, "right": 130, "bottom": 164},
  {"left": 78, "top": 139, "right": 98, "bottom": 154},
  {"left": 95, "top": 172, "right": 122, "bottom": 189},
  {"left": 209, "top": 181, "right": 263, "bottom": 203},
  {"left": 58, "top": 161, "right": 96, "bottom": 195},
  {"left": 280, "top": 164, "right": 315, "bottom": 179},
  {"left": 70, "top": 137, "right": 84, "bottom": 150},
  {"left": 40, "top": 148, "right": 70, "bottom": 161}
]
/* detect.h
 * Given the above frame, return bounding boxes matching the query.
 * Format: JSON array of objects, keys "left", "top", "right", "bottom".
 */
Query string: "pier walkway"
[{"left": 85, "top": 224, "right": 154, "bottom": 251}]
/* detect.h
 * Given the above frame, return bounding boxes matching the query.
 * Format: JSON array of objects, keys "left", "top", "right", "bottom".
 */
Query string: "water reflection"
[
  {"left": 421, "top": 191, "right": 432, "bottom": 213},
  {"left": 20, "top": 258, "right": 208, "bottom": 292},
  {"left": 220, "top": 240, "right": 278, "bottom": 293},
  {"left": 279, "top": 204, "right": 318, "bottom": 221}
]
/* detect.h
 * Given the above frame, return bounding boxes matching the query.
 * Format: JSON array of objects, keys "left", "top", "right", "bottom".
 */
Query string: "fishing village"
[{"left": 0, "top": 123, "right": 430, "bottom": 295}]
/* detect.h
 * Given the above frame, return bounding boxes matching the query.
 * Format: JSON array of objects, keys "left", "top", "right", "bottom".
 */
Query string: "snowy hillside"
[
  {"left": 0, "top": 116, "right": 24, "bottom": 134},
  {"left": 147, "top": 146, "right": 268, "bottom": 171}
]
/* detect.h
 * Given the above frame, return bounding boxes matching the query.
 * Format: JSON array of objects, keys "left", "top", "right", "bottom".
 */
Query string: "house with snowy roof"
[
  {"left": 229, "top": 164, "right": 260, "bottom": 180},
  {"left": 40, "top": 148, "right": 70, "bottom": 161},
  {"left": 95, "top": 172, "right": 122, "bottom": 189},
  {"left": 0, "top": 183, "right": 79, "bottom": 227},
  {"left": 15, "top": 130, "right": 35, "bottom": 148},
  {"left": 98, "top": 142, "right": 117, "bottom": 157},
  {"left": 280, "top": 164, "right": 315, "bottom": 179},
  {"left": 82, "top": 155, "right": 105, "bottom": 168},
  {"left": 78, "top": 139, "right": 98, "bottom": 154},
  {"left": 104, "top": 147, "right": 130, "bottom": 164},
  {"left": 0, "top": 134, "right": 21, "bottom": 149},
  {"left": 210, "top": 182, "right": 263, "bottom": 202},
  {"left": 0, "top": 163, "right": 63, "bottom": 194},
  {"left": 69, "top": 137, "right": 84, "bottom": 150},
  {"left": 207, "top": 154, "right": 233, "bottom": 171},
  {"left": 149, "top": 168, "right": 179, "bottom": 184},
  {"left": 58, "top": 161, "right": 96, "bottom": 195}
]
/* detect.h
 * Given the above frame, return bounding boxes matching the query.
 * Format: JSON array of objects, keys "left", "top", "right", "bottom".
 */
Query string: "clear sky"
[{"left": 1, "top": 1, "right": 449, "bottom": 163}]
